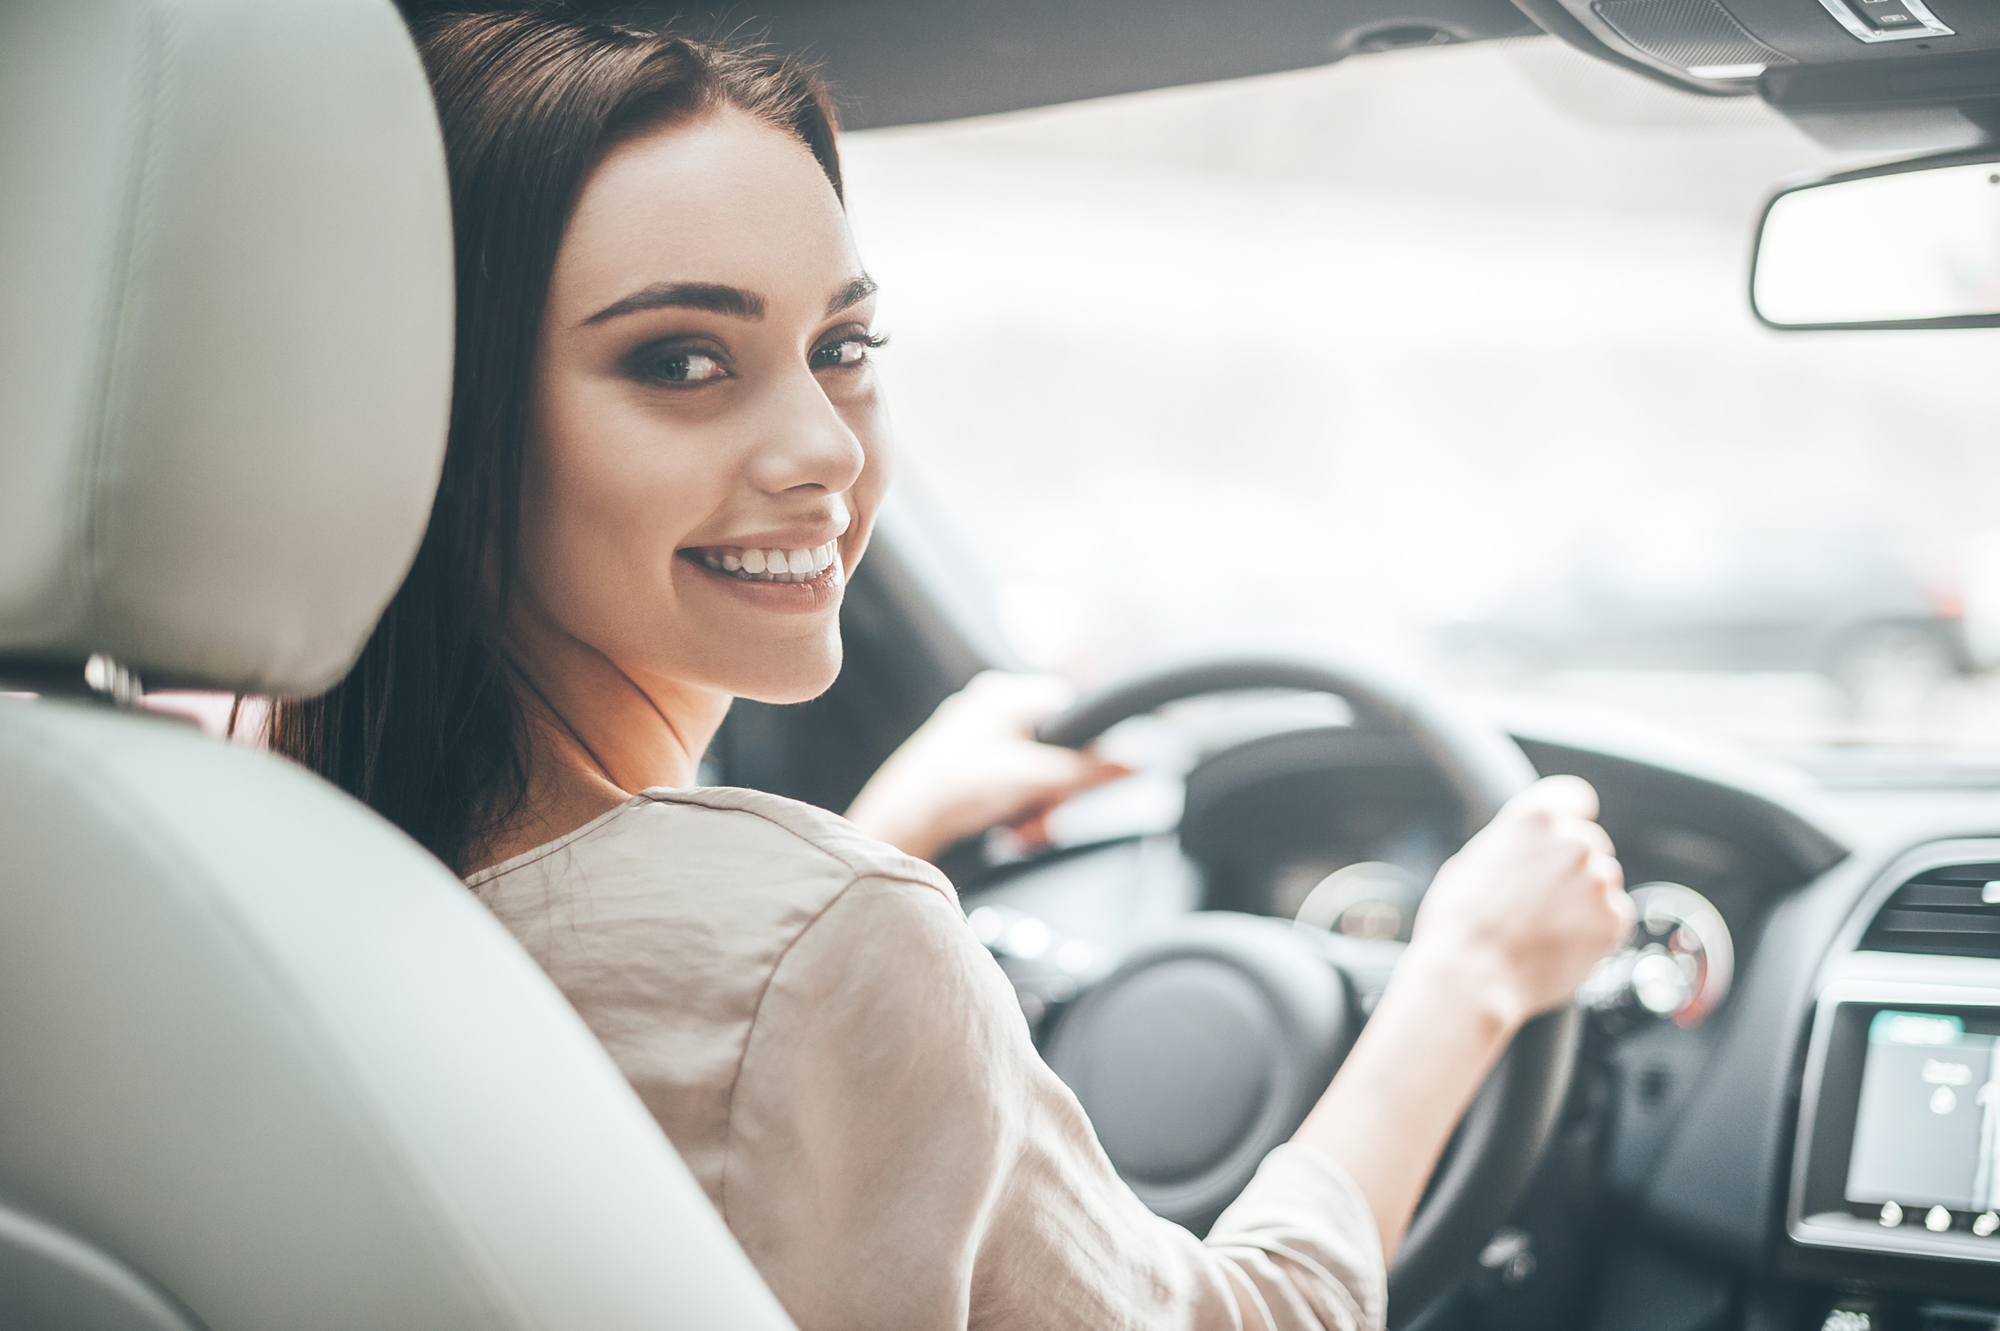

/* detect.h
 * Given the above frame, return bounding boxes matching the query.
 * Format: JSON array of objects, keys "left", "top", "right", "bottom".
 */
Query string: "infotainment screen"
[{"left": 1845, "top": 1009, "right": 2000, "bottom": 1234}]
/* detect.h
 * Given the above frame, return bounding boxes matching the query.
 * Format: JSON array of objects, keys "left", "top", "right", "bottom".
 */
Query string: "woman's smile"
[
  {"left": 679, "top": 539, "right": 846, "bottom": 613},
  {"left": 685, "top": 542, "right": 842, "bottom": 583}
]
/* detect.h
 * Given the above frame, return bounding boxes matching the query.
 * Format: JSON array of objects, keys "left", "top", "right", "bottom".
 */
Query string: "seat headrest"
[{"left": 0, "top": 0, "right": 453, "bottom": 696}]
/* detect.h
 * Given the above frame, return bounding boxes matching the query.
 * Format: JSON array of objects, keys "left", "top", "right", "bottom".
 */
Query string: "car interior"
[{"left": 3, "top": 1, "right": 1999, "bottom": 1330}]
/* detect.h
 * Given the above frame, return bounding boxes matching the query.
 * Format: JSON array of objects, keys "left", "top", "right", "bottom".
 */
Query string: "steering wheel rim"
[{"left": 1035, "top": 654, "right": 1582, "bottom": 1323}]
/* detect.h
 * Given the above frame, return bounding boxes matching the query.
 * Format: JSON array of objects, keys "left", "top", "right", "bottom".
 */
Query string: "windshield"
[{"left": 842, "top": 38, "right": 2000, "bottom": 756}]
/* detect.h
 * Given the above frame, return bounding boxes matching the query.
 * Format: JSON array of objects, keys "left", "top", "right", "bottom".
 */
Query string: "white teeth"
[{"left": 698, "top": 542, "right": 843, "bottom": 583}]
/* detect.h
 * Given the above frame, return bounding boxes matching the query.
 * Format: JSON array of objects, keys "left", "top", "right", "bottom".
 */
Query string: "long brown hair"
[{"left": 270, "top": 12, "right": 843, "bottom": 872}]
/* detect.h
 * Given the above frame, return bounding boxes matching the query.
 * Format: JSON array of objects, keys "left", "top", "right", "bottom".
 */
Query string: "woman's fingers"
[
  {"left": 1411, "top": 770, "right": 1633, "bottom": 1021},
  {"left": 1565, "top": 814, "right": 1617, "bottom": 868},
  {"left": 1598, "top": 854, "right": 1637, "bottom": 939},
  {"left": 1510, "top": 772, "right": 1599, "bottom": 822},
  {"left": 845, "top": 671, "right": 1131, "bottom": 861},
  {"left": 951, "top": 669, "right": 1077, "bottom": 733},
  {"left": 990, "top": 739, "right": 1131, "bottom": 824}
]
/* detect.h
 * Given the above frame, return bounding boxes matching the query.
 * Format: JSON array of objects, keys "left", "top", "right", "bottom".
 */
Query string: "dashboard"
[{"left": 956, "top": 697, "right": 2000, "bottom": 1331}]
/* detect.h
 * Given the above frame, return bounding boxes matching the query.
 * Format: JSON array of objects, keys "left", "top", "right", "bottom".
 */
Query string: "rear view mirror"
[{"left": 1751, "top": 152, "right": 2000, "bottom": 330}]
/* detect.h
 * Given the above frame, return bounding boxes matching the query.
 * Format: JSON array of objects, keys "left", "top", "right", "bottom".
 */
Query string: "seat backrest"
[{"left": 0, "top": 2, "right": 797, "bottom": 1327}]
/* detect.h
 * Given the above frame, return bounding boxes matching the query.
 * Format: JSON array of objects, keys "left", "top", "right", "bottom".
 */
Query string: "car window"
[{"left": 842, "top": 37, "right": 2000, "bottom": 756}]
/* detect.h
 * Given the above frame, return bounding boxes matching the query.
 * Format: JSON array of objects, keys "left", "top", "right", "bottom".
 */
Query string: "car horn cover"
[{"left": 1045, "top": 913, "right": 1352, "bottom": 1232}]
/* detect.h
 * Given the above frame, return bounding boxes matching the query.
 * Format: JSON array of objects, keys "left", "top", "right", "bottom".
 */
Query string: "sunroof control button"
[
  {"left": 1812, "top": 0, "right": 1952, "bottom": 42},
  {"left": 1848, "top": 0, "right": 1923, "bottom": 29}
]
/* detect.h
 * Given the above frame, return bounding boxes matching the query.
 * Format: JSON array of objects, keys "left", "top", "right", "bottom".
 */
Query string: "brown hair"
[{"left": 270, "top": 12, "right": 842, "bottom": 872}]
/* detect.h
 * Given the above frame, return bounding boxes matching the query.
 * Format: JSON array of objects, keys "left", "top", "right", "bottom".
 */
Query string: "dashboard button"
[{"left": 1848, "top": 0, "right": 1923, "bottom": 28}]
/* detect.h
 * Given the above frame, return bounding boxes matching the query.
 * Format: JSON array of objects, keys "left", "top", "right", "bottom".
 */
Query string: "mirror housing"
[{"left": 1751, "top": 151, "right": 2000, "bottom": 331}]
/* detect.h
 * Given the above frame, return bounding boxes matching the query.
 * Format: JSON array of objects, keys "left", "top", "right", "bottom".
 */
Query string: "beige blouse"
[{"left": 468, "top": 786, "right": 1385, "bottom": 1331}]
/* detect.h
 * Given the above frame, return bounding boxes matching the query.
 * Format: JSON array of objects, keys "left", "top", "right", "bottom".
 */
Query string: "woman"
[{"left": 276, "top": 13, "right": 1631, "bottom": 1329}]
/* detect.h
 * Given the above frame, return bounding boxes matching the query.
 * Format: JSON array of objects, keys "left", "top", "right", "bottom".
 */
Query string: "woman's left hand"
[{"left": 845, "top": 671, "right": 1130, "bottom": 863}]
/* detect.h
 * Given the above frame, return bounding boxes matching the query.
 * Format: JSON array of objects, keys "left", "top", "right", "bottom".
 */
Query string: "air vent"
[{"left": 1861, "top": 861, "right": 2000, "bottom": 959}]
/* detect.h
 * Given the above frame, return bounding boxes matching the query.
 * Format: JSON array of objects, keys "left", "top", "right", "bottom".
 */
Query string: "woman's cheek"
[
  {"left": 845, "top": 393, "right": 895, "bottom": 562},
  {"left": 534, "top": 394, "right": 695, "bottom": 629}
]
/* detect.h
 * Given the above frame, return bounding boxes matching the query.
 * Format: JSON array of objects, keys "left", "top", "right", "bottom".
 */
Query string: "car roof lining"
[{"left": 397, "top": 0, "right": 1544, "bottom": 129}]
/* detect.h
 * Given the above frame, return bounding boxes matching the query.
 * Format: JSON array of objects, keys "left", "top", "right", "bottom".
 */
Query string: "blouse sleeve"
[{"left": 718, "top": 873, "right": 1386, "bottom": 1331}]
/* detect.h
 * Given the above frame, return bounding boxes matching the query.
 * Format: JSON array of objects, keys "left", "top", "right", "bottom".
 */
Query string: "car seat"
[{"left": 0, "top": 1, "right": 797, "bottom": 1327}]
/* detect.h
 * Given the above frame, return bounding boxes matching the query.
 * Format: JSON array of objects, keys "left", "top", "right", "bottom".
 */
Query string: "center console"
[
  {"left": 1788, "top": 841, "right": 2000, "bottom": 1324},
  {"left": 1792, "top": 969, "right": 2000, "bottom": 1260}
]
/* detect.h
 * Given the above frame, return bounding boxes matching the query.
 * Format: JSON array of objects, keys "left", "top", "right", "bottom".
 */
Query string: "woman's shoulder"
[
  {"left": 465, "top": 785, "right": 956, "bottom": 953},
  {"left": 642, "top": 786, "right": 956, "bottom": 899}
]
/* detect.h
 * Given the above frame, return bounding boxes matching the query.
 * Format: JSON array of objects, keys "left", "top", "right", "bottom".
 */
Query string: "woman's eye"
[
  {"left": 630, "top": 343, "right": 728, "bottom": 386},
  {"left": 811, "top": 332, "right": 886, "bottom": 371}
]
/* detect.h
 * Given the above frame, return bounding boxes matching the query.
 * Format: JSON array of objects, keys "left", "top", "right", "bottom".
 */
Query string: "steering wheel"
[{"left": 1031, "top": 655, "right": 1582, "bottom": 1325}]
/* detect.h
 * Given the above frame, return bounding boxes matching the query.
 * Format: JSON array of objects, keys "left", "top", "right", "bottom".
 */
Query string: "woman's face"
[{"left": 521, "top": 108, "right": 888, "bottom": 708}]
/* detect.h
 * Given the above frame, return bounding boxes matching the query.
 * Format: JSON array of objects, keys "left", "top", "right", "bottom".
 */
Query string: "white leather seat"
[{"left": 0, "top": 1, "right": 796, "bottom": 1327}]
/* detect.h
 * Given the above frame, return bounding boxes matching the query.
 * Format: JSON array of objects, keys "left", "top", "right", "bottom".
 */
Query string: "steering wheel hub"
[{"left": 1045, "top": 913, "right": 1351, "bottom": 1232}]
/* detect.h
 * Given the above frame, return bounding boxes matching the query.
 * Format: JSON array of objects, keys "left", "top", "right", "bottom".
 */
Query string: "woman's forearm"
[
  {"left": 1294, "top": 776, "right": 1630, "bottom": 1261},
  {"left": 1291, "top": 947, "right": 1523, "bottom": 1262}
]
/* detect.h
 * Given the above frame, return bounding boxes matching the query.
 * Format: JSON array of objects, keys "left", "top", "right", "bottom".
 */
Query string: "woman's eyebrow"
[
  {"left": 580, "top": 281, "right": 765, "bottom": 326},
  {"left": 826, "top": 275, "right": 878, "bottom": 316}
]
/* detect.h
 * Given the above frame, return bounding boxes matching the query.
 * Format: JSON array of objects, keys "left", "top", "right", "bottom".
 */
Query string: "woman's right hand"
[
  {"left": 1403, "top": 774, "right": 1634, "bottom": 1030},
  {"left": 1296, "top": 774, "right": 1631, "bottom": 1260}
]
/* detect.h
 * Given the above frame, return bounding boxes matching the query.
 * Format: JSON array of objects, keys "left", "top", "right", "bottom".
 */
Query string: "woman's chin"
[
  {"left": 718, "top": 647, "right": 843, "bottom": 707},
  {"left": 740, "top": 678, "right": 837, "bottom": 707}
]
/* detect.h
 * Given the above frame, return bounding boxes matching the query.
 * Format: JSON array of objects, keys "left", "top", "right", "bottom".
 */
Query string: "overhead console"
[
  {"left": 1511, "top": 0, "right": 2000, "bottom": 147},
  {"left": 398, "top": 0, "right": 2000, "bottom": 150},
  {"left": 1789, "top": 843, "right": 2000, "bottom": 1288}
]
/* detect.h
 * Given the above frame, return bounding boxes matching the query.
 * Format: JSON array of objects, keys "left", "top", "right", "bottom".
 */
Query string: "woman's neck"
[{"left": 464, "top": 600, "right": 732, "bottom": 875}]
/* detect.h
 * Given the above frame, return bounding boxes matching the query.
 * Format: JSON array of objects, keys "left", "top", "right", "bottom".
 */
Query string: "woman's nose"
[{"left": 745, "top": 364, "right": 867, "bottom": 497}]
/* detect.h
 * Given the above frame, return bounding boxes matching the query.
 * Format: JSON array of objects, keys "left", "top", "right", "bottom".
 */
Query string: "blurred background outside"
[{"left": 839, "top": 36, "right": 2000, "bottom": 761}]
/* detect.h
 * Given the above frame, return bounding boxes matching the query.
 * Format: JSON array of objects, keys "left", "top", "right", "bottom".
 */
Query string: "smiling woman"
[
  {"left": 270, "top": 17, "right": 870, "bottom": 870},
  {"left": 502, "top": 92, "right": 891, "bottom": 857},
  {"left": 268, "top": 13, "right": 1629, "bottom": 1331}
]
